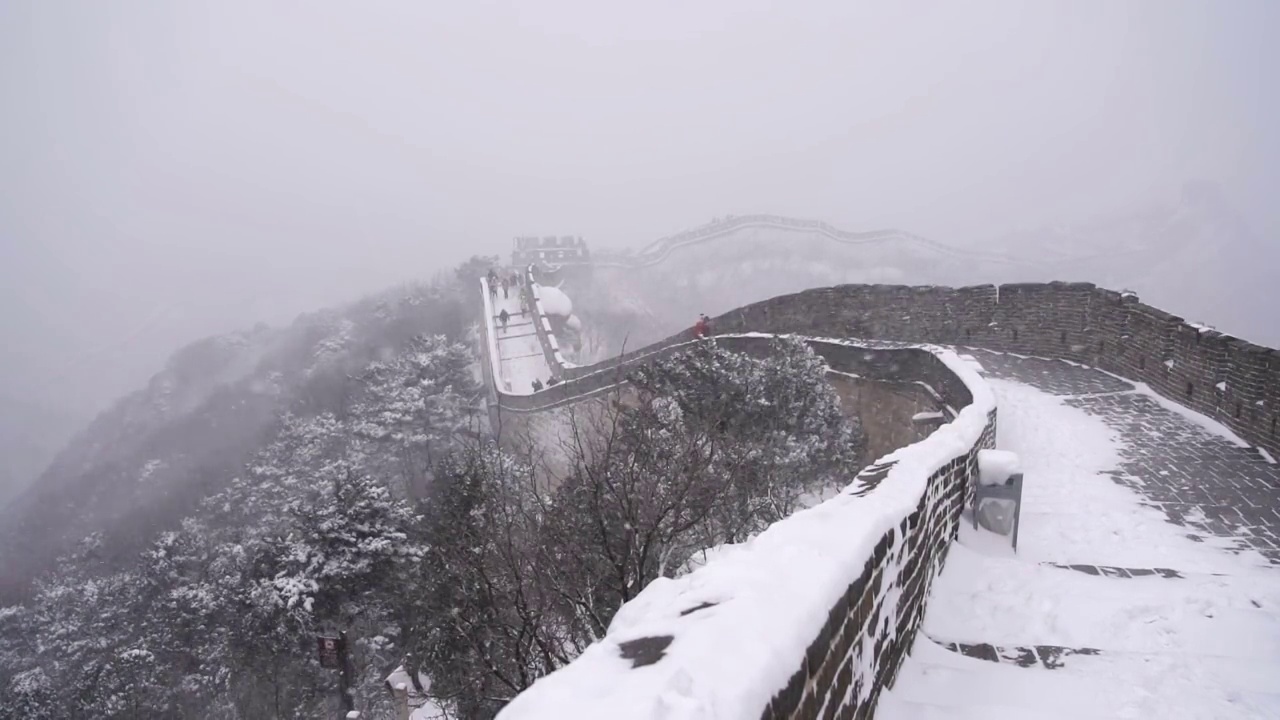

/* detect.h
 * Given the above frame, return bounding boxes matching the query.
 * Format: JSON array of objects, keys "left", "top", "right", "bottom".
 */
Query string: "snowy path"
[
  {"left": 879, "top": 354, "right": 1280, "bottom": 720},
  {"left": 489, "top": 285, "right": 553, "bottom": 395}
]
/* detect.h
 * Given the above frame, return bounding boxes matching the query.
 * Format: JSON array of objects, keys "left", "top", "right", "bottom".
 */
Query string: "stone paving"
[
  {"left": 879, "top": 350, "right": 1280, "bottom": 718},
  {"left": 970, "top": 349, "right": 1280, "bottom": 567},
  {"left": 928, "top": 636, "right": 1101, "bottom": 670}
]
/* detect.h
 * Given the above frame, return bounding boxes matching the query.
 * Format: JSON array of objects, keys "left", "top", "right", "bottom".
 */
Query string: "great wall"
[{"left": 472, "top": 220, "right": 1280, "bottom": 719}]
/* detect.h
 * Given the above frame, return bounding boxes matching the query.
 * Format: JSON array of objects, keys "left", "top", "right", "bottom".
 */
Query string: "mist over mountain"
[
  {"left": 6, "top": 179, "right": 1270, "bottom": 519},
  {"left": 5, "top": 180, "right": 1270, "bottom": 585},
  {"left": 0, "top": 271, "right": 480, "bottom": 601},
  {"left": 557, "top": 186, "right": 1278, "bottom": 367},
  {"left": 978, "top": 180, "right": 1279, "bottom": 346},
  {"left": 0, "top": 396, "right": 77, "bottom": 510},
  {"left": 0, "top": 185, "right": 1271, "bottom": 715}
]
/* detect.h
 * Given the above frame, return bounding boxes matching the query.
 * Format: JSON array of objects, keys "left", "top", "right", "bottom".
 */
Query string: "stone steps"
[{"left": 878, "top": 641, "right": 1280, "bottom": 718}]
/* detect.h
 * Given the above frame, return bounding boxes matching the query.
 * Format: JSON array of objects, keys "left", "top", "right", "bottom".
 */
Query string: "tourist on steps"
[
  {"left": 499, "top": 309, "right": 510, "bottom": 329},
  {"left": 501, "top": 277, "right": 510, "bottom": 299}
]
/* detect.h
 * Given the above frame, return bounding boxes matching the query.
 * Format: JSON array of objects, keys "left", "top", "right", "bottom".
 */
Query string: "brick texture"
[
  {"left": 680, "top": 282, "right": 1277, "bottom": 459},
  {"left": 489, "top": 280, "right": 1277, "bottom": 720}
]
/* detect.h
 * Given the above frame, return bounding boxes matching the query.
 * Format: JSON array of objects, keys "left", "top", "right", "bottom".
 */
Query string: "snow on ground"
[
  {"left": 879, "top": 378, "right": 1280, "bottom": 720},
  {"left": 536, "top": 284, "right": 574, "bottom": 317},
  {"left": 1129, "top": 380, "right": 1256, "bottom": 452},
  {"left": 490, "top": 286, "right": 554, "bottom": 394},
  {"left": 410, "top": 701, "right": 447, "bottom": 720},
  {"left": 977, "top": 450, "right": 1020, "bottom": 487},
  {"left": 496, "top": 346, "right": 996, "bottom": 720}
]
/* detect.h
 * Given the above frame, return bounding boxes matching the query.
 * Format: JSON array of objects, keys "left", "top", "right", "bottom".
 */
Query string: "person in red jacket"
[{"left": 693, "top": 315, "right": 709, "bottom": 338}]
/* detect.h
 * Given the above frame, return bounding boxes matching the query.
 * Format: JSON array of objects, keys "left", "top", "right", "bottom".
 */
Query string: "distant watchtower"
[
  {"left": 512, "top": 235, "right": 591, "bottom": 268},
  {"left": 512, "top": 235, "right": 593, "bottom": 285}
]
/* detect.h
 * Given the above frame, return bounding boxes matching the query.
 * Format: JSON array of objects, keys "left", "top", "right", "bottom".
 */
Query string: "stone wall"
[
  {"left": 522, "top": 266, "right": 567, "bottom": 371},
  {"left": 762, "top": 416, "right": 996, "bottom": 720},
  {"left": 488, "top": 280, "right": 1276, "bottom": 720},
  {"left": 592, "top": 214, "right": 1024, "bottom": 269},
  {"left": 688, "top": 282, "right": 1277, "bottom": 459},
  {"left": 495, "top": 337, "right": 995, "bottom": 720},
  {"left": 541, "top": 281, "right": 1271, "bottom": 458},
  {"left": 827, "top": 374, "right": 940, "bottom": 467}
]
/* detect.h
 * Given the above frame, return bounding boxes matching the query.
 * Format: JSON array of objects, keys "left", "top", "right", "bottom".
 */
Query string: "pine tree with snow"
[{"left": 350, "top": 334, "right": 479, "bottom": 498}]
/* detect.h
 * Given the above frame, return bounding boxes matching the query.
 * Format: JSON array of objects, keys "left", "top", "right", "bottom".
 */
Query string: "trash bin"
[{"left": 975, "top": 449, "right": 1024, "bottom": 551}]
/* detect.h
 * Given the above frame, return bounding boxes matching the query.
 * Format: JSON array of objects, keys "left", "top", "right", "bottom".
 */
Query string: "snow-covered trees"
[
  {"left": 0, "top": 297, "right": 862, "bottom": 720},
  {"left": 0, "top": 330, "right": 476, "bottom": 720},
  {"left": 549, "top": 337, "right": 860, "bottom": 611},
  {"left": 350, "top": 335, "right": 478, "bottom": 497},
  {"left": 411, "top": 338, "right": 862, "bottom": 716},
  {"left": 626, "top": 336, "right": 860, "bottom": 541}
]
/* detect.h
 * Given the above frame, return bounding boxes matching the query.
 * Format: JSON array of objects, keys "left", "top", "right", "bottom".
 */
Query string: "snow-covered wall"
[
  {"left": 689, "top": 282, "right": 1277, "bottom": 462},
  {"left": 478, "top": 277, "right": 504, "bottom": 397},
  {"left": 501, "top": 279, "right": 1276, "bottom": 463},
  {"left": 591, "top": 214, "right": 1029, "bottom": 270},
  {"left": 495, "top": 337, "right": 997, "bottom": 720},
  {"left": 524, "top": 267, "right": 573, "bottom": 374},
  {"left": 487, "top": 278, "right": 1279, "bottom": 719}
]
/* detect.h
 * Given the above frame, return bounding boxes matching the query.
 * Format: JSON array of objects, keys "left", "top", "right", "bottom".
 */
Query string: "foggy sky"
[{"left": 2, "top": 0, "right": 1278, "bottom": 425}]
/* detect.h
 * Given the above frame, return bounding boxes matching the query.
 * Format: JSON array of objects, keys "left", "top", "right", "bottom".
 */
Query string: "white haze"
[{"left": 1, "top": 0, "right": 1277, "bottom": 498}]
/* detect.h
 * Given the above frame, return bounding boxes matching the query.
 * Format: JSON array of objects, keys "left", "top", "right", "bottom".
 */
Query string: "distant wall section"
[{"left": 580, "top": 282, "right": 1275, "bottom": 459}]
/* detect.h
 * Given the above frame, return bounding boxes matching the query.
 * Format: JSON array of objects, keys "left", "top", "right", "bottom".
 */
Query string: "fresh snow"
[
  {"left": 495, "top": 345, "right": 996, "bottom": 720},
  {"left": 410, "top": 704, "right": 447, "bottom": 720},
  {"left": 976, "top": 449, "right": 1021, "bottom": 486},
  {"left": 1130, "top": 381, "right": 1252, "bottom": 449},
  {"left": 485, "top": 278, "right": 555, "bottom": 394},
  {"left": 385, "top": 665, "right": 448, "bottom": 719},
  {"left": 536, "top": 284, "right": 574, "bottom": 317},
  {"left": 879, "top": 377, "right": 1280, "bottom": 720}
]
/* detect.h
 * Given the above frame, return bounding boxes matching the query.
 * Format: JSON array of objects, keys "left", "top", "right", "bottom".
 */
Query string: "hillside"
[
  {"left": 0, "top": 270, "right": 483, "bottom": 602},
  {"left": 9, "top": 186, "right": 1264, "bottom": 600},
  {"left": 0, "top": 195, "right": 1272, "bottom": 717}
]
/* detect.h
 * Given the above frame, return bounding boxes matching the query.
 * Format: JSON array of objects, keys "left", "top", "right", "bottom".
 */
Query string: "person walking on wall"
[
  {"left": 501, "top": 276, "right": 510, "bottom": 299},
  {"left": 499, "top": 308, "right": 510, "bottom": 329},
  {"left": 693, "top": 314, "right": 711, "bottom": 338}
]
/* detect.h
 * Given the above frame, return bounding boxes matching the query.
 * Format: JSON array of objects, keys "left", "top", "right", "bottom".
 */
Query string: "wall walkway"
[{"left": 478, "top": 280, "right": 1278, "bottom": 719}]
